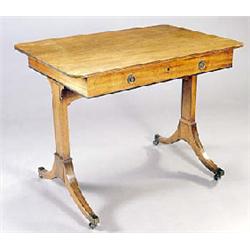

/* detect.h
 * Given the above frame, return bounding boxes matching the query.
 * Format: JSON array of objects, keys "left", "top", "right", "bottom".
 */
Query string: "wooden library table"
[{"left": 15, "top": 25, "right": 242, "bottom": 229}]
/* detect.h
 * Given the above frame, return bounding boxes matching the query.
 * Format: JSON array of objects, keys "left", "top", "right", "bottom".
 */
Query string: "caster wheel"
[
  {"left": 214, "top": 168, "right": 225, "bottom": 181},
  {"left": 89, "top": 222, "right": 97, "bottom": 229},
  {"left": 153, "top": 134, "right": 160, "bottom": 145},
  {"left": 38, "top": 167, "right": 45, "bottom": 178}
]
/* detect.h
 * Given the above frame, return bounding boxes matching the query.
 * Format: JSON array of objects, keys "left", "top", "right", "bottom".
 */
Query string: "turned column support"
[
  {"left": 38, "top": 78, "right": 99, "bottom": 229},
  {"left": 153, "top": 75, "right": 224, "bottom": 180}
]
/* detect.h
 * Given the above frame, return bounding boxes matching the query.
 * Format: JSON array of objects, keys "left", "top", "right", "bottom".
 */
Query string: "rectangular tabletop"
[{"left": 15, "top": 25, "right": 242, "bottom": 97}]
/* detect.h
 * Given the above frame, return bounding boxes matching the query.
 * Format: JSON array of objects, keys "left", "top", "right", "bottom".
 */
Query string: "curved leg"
[
  {"left": 38, "top": 78, "right": 99, "bottom": 229},
  {"left": 185, "top": 122, "right": 219, "bottom": 173},
  {"left": 184, "top": 122, "right": 224, "bottom": 179},
  {"left": 153, "top": 76, "right": 224, "bottom": 180},
  {"left": 38, "top": 154, "right": 99, "bottom": 228}
]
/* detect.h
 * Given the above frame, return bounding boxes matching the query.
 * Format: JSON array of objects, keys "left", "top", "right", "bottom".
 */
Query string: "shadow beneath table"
[
  {"left": 78, "top": 144, "right": 218, "bottom": 232},
  {"left": 112, "top": 144, "right": 216, "bottom": 187},
  {"left": 3, "top": 139, "right": 219, "bottom": 232}
]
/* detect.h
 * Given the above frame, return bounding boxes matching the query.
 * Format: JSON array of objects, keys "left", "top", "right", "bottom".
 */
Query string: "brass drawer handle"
[
  {"left": 127, "top": 74, "right": 136, "bottom": 84},
  {"left": 198, "top": 60, "right": 206, "bottom": 70}
]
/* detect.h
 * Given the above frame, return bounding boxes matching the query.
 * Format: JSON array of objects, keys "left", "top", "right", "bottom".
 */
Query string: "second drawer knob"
[{"left": 198, "top": 60, "right": 206, "bottom": 70}]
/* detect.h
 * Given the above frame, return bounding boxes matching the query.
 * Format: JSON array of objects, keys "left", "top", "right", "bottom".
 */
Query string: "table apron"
[{"left": 87, "top": 49, "right": 233, "bottom": 97}]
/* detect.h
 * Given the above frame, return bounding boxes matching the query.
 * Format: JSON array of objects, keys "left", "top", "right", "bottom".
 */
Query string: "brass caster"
[
  {"left": 214, "top": 168, "right": 225, "bottom": 181},
  {"left": 38, "top": 167, "right": 46, "bottom": 178},
  {"left": 89, "top": 214, "right": 99, "bottom": 229},
  {"left": 89, "top": 222, "right": 98, "bottom": 229},
  {"left": 153, "top": 134, "right": 160, "bottom": 145}
]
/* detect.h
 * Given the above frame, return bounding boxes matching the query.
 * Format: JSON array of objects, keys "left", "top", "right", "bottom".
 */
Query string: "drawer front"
[{"left": 87, "top": 49, "right": 233, "bottom": 97}]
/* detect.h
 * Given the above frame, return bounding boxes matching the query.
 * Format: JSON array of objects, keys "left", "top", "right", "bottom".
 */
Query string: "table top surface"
[{"left": 15, "top": 25, "right": 242, "bottom": 78}]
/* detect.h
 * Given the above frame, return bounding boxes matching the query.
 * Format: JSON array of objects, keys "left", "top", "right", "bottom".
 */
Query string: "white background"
[{"left": 0, "top": 17, "right": 249, "bottom": 233}]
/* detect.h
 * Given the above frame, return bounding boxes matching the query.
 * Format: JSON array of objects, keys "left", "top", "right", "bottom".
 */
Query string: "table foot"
[
  {"left": 154, "top": 120, "right": 224, "bottom": 180},
  {"left": 153, "top": 130, "right": 180, "bottom": 145},
  {"left": 38, "top": 166, "right": 57, "bottom": 179},
  {"left": 38, "top": 153, "right": 100, "bottom": 228},
  {"left": 214, "top": 168, "right": 225, "bottom": 181}
]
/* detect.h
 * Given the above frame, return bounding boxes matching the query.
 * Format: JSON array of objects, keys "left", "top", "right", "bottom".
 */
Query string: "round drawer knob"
[
  {"left": 198, "top": 60, "right": 206, "bottom": 70},
  {"left": 127, "top": 74, "right": 136, "bottom": 84}
]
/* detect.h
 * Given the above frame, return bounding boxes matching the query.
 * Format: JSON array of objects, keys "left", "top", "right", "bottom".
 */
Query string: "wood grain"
[
  {"left": 87, "top": 49, "right": 233, "bottom": 97},
  {"left": 15, "top": 25, "right": 242, "bottom": 97},
  {"left": 15, "top": 25, "right": 242, "bottom": 77},
  {"left": 28, "top": 48, "right": 234, "bottom": 97}
]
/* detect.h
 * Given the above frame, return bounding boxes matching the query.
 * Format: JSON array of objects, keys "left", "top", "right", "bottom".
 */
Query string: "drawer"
[{"left": 86, "top": 49, "right": 233, "bottom": 97}]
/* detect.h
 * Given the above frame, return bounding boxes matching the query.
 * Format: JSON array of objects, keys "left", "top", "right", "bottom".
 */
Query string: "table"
[{"left": 15, "top": 25, "right": 242, "bottom": 229}]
